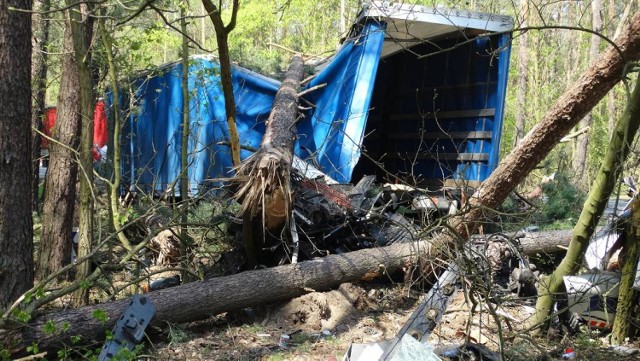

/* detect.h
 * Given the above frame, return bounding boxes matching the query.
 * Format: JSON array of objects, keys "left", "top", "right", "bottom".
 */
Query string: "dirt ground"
[{"left": 142, "top": 281, "right": 640, "bottom": 361}]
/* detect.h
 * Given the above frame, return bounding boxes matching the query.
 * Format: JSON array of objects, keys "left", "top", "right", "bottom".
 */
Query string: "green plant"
[{"left": 167, "top": 323, "right": 191, "bottom": 345}]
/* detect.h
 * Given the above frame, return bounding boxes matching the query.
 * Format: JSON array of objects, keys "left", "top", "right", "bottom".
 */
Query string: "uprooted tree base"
[{"left": 235, "top": 55, "right": 305, "bottom": 268}]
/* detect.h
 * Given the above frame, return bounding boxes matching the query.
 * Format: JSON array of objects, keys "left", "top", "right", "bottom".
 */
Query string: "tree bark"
[
  {"left": 65, "top": 0, "right": 95, "bottom": 307},
  {"left": 572, "top": 0, "right": 603, "bottom": 188},
  {"left": 0, "top": 0, "right": 34, "bottom": 310},
  {"left": 515, "top": 230, "right": 573, "bottom": 256},
  {"left": 533, "top": 70, "right": 640, "bottom": 328},
  {"left": 31, "top": 0, "right": 51, "bottom": 210},
  {"left": 235, "top": 56, "right": 304, "bottom": 267},
  {"left": 38, "top": 20, "right": 82, "bottom": 282}
]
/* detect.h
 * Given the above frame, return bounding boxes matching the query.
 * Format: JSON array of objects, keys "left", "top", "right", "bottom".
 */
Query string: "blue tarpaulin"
[
  {"left": 117, "top": 11, "right": 512, "bottom": 194},
  {"left": 120, "top": 22, "right": 385, "bottom": 194}
]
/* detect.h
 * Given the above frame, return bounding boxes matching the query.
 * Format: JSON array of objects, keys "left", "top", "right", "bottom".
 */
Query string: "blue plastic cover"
[
  {"left": 296, "top": 22, "right": 385, "bottom": 183},
  {"left": 117, "top": 18, "right": 510, "bottom": 193},
  {"left": 119, "top": 22, "right": 385, "bottom": 194}
]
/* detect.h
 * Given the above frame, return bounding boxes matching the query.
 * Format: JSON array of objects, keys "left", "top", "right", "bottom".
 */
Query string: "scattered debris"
[
  {"left": 148, "top": 229, "right": 181, "bottom": 265},
  {"left": 142, "top": 275, "right": 181, "bottom": 293},
  {"left": 561, "top": 176, "right": 640, "bottom": 331}
]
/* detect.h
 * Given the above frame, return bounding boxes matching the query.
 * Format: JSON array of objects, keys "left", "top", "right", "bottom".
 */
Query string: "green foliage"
[
  {"left": 13, "top": 308, "right": 31, "bottom": 323},
  {"left": 0, "top": 348, "right": 10, "bottom": 361},
  {"left": 92, "top": 309, "right": 109, "bottom": 326},
  {"left": 530, "top": 173, "right": 586, "bottom": 229},
  {"left": 167, "top": 323, "right": 191, "bottom": 345},
  {"left": 26, "top": 342, "right": 39, "bottom": 355},
  {"left": 540, "top": 174, "right": 585, "bottom": 221},
  {"left": 70, "top": 335, "right": 82, "bottom": 345},
  {"left": 500, "top": 173, "right": 587, "bottom": 231},
  {"left": 43, "top": 319, "right": 57, "bottom": 335},
  {"left": 57, "top": 347, "right": 69, "bottom": 359}
]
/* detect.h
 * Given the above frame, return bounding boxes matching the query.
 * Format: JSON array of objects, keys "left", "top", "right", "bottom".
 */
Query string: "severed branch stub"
[{"left": 235, "top": 55, "right": 305, "bottom": 266}]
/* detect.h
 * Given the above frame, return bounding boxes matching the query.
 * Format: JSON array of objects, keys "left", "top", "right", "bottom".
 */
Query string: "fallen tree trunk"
[
  {"left": 511, "top": 230, "right": 572, "bottom": 256},
  {"left": 235, "top": 55, "right": 304, "bottom": 267},
  {"left": 0, "top": 230, "right": 570, "bottom": 356},
  {"left": 458, "top": 14, "right": 640, "bottom": 235},
  {"left": 1, "top": 239, "right": 425, "bottom": 356},
  {"left": 427, "top": 14, "right": 640, "bottom": 259}
]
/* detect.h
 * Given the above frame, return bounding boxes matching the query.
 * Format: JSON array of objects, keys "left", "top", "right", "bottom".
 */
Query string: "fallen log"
[
  {"left": 0, "top": 239, "right": 425, "bottom": 356},
  {"left": 515, "top": 230, "right": 572, "bottom": 256},
  {"left": 0, "top": 229, "right": 573, "bottom": 356}
]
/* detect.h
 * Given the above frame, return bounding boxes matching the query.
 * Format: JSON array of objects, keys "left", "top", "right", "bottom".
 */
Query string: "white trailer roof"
[{"left": 360, "top": 1, "right": 514, "bottom": 58}]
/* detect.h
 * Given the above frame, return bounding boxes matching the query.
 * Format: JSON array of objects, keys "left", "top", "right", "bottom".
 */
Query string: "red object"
[
  {"left": 588, "top": 320, "right": 609, "bottom": 329},
  {"left": 93, "top": 100, "right": 108, "bottom": 148},
  {"left": 41, "top": 100, "right": 108, "bottom": 149},
  {"left": 562, "top": 347, "right": 576, "bottom": 359},
  {"left": 42, "top": 107, "right": 57, "bottom": 148}
]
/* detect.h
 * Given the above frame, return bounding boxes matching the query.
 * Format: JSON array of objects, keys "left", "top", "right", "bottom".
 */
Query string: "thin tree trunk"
[
  {"left": 0, "top": 0, "right": 33, "bottom": 309},
  {"left": 65, "top": 0, "right": 95, "bottom": 307},
  {"left": 514, "top": 0, "right": 529, "bottom": 147},
  {"left": 611, "top": 199, "right": 640, "bottom": 344},
  {"left": 38, "top": 21, "right": 82, "bottom": 281},
  {"left": 96, "top": 15, "right": 132, "bottom": 252},
  {"left": 533, "top": 70, "right": 640, "bottom": 328},
  {"left": 572, "top": 0, "right": 603, "bottom": 188},
  {"left": 180, "top": 8, "right": 191, "bottom": 282},
  {"left": 31, "top": 0, "right": 51, "bottom": 210},
  {"left": 202, "top": 0, "right": 241, "bottom": 167}
]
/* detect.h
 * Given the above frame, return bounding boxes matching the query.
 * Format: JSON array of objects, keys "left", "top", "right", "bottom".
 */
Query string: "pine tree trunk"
[
  {"left": 65, "top": 0, "right": 95, "bottom": 307},
  {"left": 235, "top": 56, "right": 304, "bottom": 267},
  {"left": 0, "top": 238, "right": 424, "bottom": 356},
  {"left": 0, "top": 228, "right": 577, "bottom": 357},
  {"left": 0, "top": 0, "right": 34, "bottom": 310},
  {"left": 533, "top": 70, "right": 640, "bottom": 328},
  {"left": 38, "top": 21, "right": 82, "bottom": 281}
]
